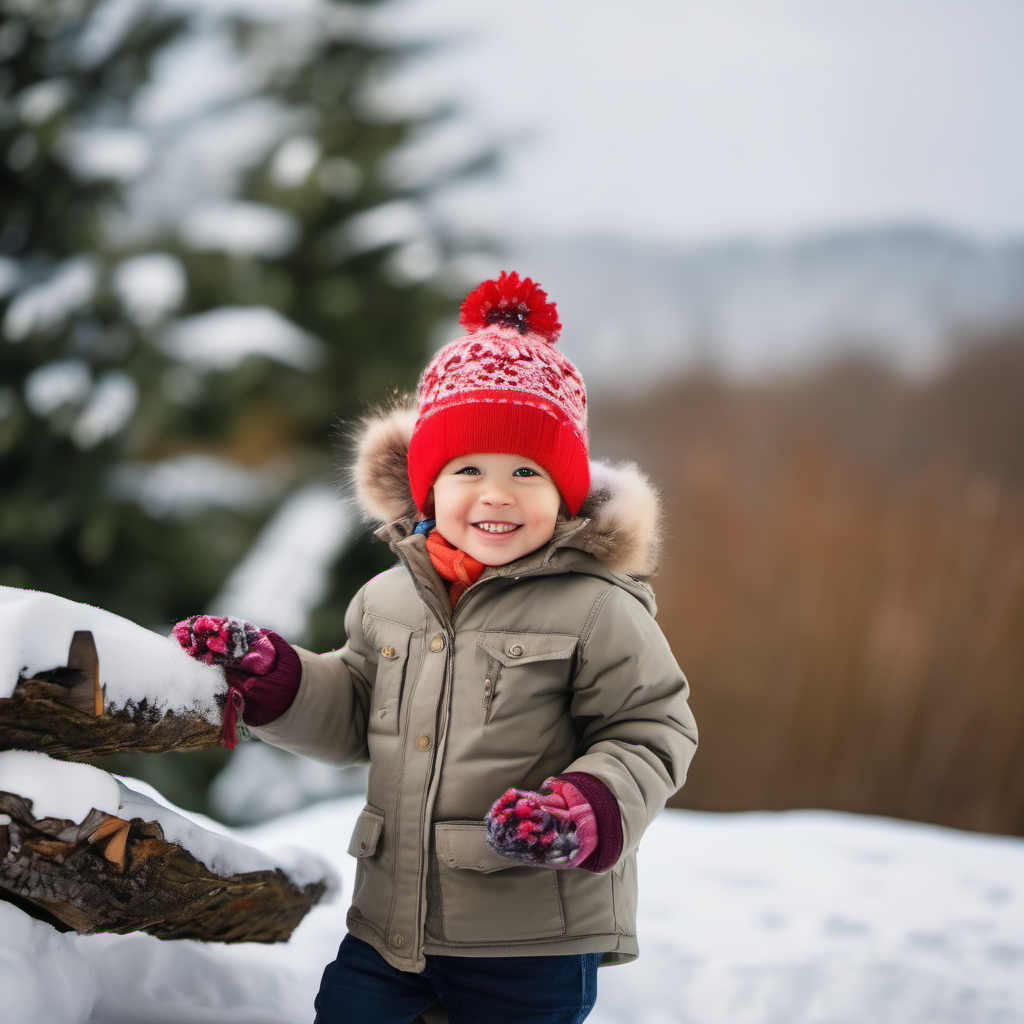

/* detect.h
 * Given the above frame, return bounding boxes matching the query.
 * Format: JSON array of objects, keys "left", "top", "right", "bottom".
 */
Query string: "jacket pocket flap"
[
  {"left": 347, "top": 807, "right": 384, "bottom": 858},
  {"left": 435, "top": 822, "right": 516, "bottom": 873},
  {"left": 362, "top": 617, "right": 414, "bottom": 662},
  {"left": 476, "top": 632, "right": 578, "bottom": 667}
]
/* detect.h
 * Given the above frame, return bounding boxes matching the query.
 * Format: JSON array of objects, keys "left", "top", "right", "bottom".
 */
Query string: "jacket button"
[
  {"left": 380, "top": 645, "right": 396, "bottom": 659},
  {"left": 415, "top": 734, "right": 432, "bottom": 751},
  {"left": 507, "top": 642, "right": 524, "bottom": 657},
  {"left": 429, "top": 634, "right": 446, "bottom": 652},
  {"left": 392, "top": 934, "right": 405, "bottom": 948}
]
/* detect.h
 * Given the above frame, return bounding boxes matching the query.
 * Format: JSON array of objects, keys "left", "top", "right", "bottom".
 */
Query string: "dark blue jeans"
[{"left": 314, "top": 934, "right": 599, "bottom": 1024}]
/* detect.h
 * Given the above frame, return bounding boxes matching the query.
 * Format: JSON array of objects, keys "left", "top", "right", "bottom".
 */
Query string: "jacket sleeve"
[
  {"left": 251, "top": 586, "right": 377, "bottom": 767},
  {"left": 562, "top": 583, "right": 697, "bottom": 862}
]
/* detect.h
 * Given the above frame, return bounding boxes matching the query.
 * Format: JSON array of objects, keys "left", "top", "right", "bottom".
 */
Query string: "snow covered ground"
[{"left": 2, "top": 789, "right": 1022, "bottom": 1024}]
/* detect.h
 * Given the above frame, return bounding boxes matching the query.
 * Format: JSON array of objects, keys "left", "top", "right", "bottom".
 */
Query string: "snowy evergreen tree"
[{"left": 0, "top": 0, "right": 222, "bottom": 626}]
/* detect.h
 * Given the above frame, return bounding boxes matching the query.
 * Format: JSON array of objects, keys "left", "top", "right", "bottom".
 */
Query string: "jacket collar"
[
  {"left": 350, "top": 401, "right": 663, "bottom": 580},
  {"left": 375, "top": 516, "right": 656, "bottom": 621}
]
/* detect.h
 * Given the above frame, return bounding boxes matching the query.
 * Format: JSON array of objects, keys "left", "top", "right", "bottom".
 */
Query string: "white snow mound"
[
  {"left": 114, "top": 776, "right": 338, "bottom": 892},
  {"left": 0, "top": 586, "right": 224, "bottom": 719},
  {"left": 0, "top": 902, "right": 97, "bottom": 1024},
  {"left": 0, "top": 750, "right": 120, "bottom": 823}
]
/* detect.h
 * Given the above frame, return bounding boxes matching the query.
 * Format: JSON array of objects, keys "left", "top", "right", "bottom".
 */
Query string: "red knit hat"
[{"left": 408, "top": 271, "right": 589, "bottom": 516}]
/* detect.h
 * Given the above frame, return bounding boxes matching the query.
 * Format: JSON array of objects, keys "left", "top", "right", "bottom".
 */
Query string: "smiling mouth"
[{"left": 472, "top": 522, "right": 521, "bottom": 535}]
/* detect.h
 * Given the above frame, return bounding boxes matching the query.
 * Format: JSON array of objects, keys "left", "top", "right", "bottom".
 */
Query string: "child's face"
[{"left": 431, "top": 453, "right": 562, "bottom": 566}]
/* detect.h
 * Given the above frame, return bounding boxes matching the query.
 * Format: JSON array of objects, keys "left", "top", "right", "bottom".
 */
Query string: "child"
[{"left": 173, "top": 272, "right": 697, "bottom": 1023}]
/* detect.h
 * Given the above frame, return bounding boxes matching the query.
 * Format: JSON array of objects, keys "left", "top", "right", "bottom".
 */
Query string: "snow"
[
  {"left": 112, "top": 454, "right": 280, "bottom": 518},
  {"left": 0, "top": 751, "right": 120, "bottom": 823},
  {"left": 209, "top": 741, "right": 367, "bottom": 825},
  {"left": 343, "top": 200, "right": 427, "bottom": 254},
  {"left": 0, "top": 902, "right": 97, "bottom": 1024},
  {"left": 180, "top": 200, "right": 299, "bottom": 258},
  {"left": 20, "top": 360, "right": 142, "bottom": 450},
  {"left": 2, "top": 256, "right": 99, "bottom": 341},
  {"left": 70, "top": 371, "right": 139, "bottom": 450},
  {"left": 17, "top": 79, "right": 71, "bottom": 124},
  {"left": 593, "top": 811, "right": 1024, "bottom": 1024},
  {"left": 269, "top": 136, "right": 320, "bottom": 189},
  {"left": 23, "top": 358, "right": 92, "bottom": 417},
  {"left": 160, "top": 306, "right": 323, "bottom": 371},
  {"left": 66, "top": 127, "right": 151, "bottom": 182},
  {"left": 113, "top": 253, "right": 186, "bottom": 326},
  {"left": 0, "top": 586, "right": 224, "bottom": 718},
  {"left": 2, "top": 793, "right": 1021, "bottom": 1024},
  {"left": 112, "top": 775, "right": 337, "bottom": 891},
  {"left": 209, "top": 484, "right": 355, "bottom": 642}
]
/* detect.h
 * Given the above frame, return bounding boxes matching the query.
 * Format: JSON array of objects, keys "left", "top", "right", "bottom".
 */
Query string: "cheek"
[
  {"left": 529, "top": 496, "right": 561, "bottom": 531},
  {"left": 432, "top": 485, "right": 470, "bottom": 525}
]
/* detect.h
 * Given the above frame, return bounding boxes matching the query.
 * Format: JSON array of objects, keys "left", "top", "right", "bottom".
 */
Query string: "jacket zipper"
[{"left": 394, "top": 545, "right": 457, "bottom": 966}]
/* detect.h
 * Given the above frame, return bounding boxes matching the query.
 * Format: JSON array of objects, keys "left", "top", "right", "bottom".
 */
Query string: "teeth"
[{"left": 475, "top": 522, "right": 519, "bottom": 534}]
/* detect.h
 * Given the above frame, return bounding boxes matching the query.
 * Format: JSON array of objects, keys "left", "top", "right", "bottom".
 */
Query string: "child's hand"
[
  {"left": 485, "top": 778, "right": 597, "bottom": 868},
  {"left": 172, "top": 615, "right": 299, "bottom": 748},
  {"left": 172, "top": 615, "right": 277, "bottom": 675}
]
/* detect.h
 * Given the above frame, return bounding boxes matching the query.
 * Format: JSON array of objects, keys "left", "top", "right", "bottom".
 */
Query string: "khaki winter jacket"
[{"left": 255, "top": 407, "right": 697, "bottom": 973}]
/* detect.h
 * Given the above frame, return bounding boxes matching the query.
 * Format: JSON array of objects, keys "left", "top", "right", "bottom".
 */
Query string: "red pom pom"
[{"left": 459, "top": 271, "right": 561, "bottom": 343}]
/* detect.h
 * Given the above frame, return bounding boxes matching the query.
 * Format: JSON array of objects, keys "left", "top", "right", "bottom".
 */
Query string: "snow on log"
[
  {"left": 0, "top": 754, "right": 334, "bottom": 943},
  {"left": 0, "top": 587, "right": 227, "bottom": 757}
]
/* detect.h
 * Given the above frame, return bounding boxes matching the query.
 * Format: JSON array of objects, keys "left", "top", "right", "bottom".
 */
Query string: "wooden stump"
[{"left": 0, "top": 790, "right": 327, "bottom": 943}]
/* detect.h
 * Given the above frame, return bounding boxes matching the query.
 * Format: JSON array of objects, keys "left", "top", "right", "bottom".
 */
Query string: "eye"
[
  {"left": 512, "top": 466, "right": 540, "bottom": 478},
  {"left": 454, "top": 465, "right": 480, "bottom": 476}
]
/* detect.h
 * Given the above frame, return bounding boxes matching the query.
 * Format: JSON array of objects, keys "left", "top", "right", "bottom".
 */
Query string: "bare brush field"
[{"left": 592, "top": 335, "right": 1024, "bottom": 836}]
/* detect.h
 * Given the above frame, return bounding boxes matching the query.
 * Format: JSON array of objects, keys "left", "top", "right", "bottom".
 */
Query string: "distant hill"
[{"left": 501, "top": 226, "right": 1024, "bottom": 391}]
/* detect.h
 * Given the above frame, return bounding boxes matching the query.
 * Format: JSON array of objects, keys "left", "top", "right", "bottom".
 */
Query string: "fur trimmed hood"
[{"left": 344, "top": 403, "right": 663, "bottom": 579}]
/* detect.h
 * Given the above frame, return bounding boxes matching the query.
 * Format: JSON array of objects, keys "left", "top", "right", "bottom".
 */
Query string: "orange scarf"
[{"left": 425, "top": 530, "right": 486, "bottom": 606}]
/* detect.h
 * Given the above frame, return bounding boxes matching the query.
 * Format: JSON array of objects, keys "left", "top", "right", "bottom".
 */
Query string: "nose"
[{"left": 480, "top": 480, "right": 514, "bottom": 506}]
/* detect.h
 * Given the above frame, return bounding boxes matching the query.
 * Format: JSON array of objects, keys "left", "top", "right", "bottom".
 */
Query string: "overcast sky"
[{"left": 382, "top": 0, "right": 1024, "bottom": 246}]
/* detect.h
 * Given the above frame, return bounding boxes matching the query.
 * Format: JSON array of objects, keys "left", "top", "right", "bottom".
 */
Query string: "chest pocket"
[
  {"left": 476, "top": 631, "right": 578, "bottom": 724},
  {"left": 364, "top": 618, "right": 415, "bottom": 736}
]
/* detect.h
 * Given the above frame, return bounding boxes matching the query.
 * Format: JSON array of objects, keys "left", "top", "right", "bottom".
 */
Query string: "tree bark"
[
  {"left": 0, "top": 790, "right": 327, "bottom": 943},
  {"left": 0, "top": 687, "right": 224, "bottom": 758}
]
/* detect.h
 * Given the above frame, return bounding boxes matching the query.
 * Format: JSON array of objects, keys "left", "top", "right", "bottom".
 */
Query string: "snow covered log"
[
  {"left": 0, "top": 588, "right": 229, "bottom": 758},
  {"left": 0, "top": 754, "right": 333, "bottom": 943},
  {"left": 0, "top": 793, "right": 325, "bottom": 942}
]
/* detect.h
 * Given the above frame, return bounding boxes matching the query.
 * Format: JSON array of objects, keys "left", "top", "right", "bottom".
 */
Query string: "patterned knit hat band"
[
  {"left": 415, "top": 326, "right": 587, "bottom": 439},
  {"left": 407, "top": 272, "right": 590, "bottom": 516}
]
